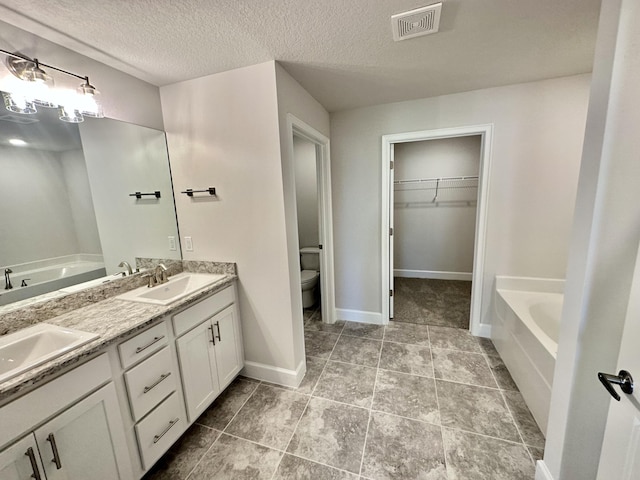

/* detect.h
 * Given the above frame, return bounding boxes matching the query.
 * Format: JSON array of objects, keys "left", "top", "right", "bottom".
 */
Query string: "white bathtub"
[
  {"left": 492, "top": 276, "right": 564, "bottom": 436},
  {"left": 0, "top": 255, "right": 106, "bottom": 306}
]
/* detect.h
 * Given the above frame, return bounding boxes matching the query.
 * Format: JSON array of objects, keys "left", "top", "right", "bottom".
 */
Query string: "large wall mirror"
[{"left": 0, "top": 92, "right": 181, "bottom": 306}]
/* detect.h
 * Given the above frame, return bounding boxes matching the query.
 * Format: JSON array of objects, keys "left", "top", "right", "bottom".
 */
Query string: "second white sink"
[
  {"left": 0, "top": 323, "right": 99, "bottom": 383},
  {"left": 117, "top": 273, "right": 226, "bottom": 306}
]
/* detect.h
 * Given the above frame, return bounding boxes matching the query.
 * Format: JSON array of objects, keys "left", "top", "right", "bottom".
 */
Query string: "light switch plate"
[
  {"left": 184, "top": 236, "right": 193, "bottom": 251},
  {"left": 168, "top": 236, "right": 176, "bottom": 251}
]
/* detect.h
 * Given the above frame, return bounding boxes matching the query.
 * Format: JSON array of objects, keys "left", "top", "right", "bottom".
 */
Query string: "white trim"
[
  {"left": 336, "top": 308, "right": 384, "bottom": 325},
  {"left": 535, "top": 461, "right": 555, "bottom": 480},
  {"left": 394, "top": 269, "right": 472, "bottom": 281},
  {"left": 382, "top": 124, "right": 494, "bottom": 336},
  {"left": 286, "top": 114, "right": 337, "bottom": 325},
  {"left": 475, "top": 323, "right": 492, "bottom": 339},
  {"left": 241, "top": 359, "right": 306, "bottom": 388}
]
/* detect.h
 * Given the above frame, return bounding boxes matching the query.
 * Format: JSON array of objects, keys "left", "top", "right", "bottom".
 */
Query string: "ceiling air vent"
[
  {"left": 0, "top": 113, "right": 39, "bottom": 125},
  {"left": 391, "top": 3, "right": 442, "bottom": 42}
]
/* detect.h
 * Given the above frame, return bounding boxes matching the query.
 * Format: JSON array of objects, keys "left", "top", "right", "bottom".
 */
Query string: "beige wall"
[
  {"left": 330, "top": 74, "right": 591, "bottom": 326},
  {"left": 161, "top": 62, "right": 304, "bottom": 377}
]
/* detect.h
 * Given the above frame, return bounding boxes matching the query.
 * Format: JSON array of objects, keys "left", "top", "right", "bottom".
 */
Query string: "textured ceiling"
[{"left": 0, "top": 0, "right": 601, "bottom": 112}]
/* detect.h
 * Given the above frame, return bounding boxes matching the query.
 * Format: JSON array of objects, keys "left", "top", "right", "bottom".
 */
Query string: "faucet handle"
[{"left": 143, "top": 273, "right": 158, "bottom": 288}]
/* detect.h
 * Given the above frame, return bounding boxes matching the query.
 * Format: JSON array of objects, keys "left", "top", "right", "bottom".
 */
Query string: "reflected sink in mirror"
[
  {"left": 117, "top": 273, "right": 226, "bottom": 306},
  {"left": 0, "top": 323, "right": 99, "bottom": 383}
]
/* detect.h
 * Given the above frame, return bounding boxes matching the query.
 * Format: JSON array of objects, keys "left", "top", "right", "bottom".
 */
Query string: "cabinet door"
[
  {"left": 34, "top": 383, "right": 133, "bottom": 480},
  {"left": 212, "top": 305, "right": 242, "bottom": 390},
  {"left": 176, "top": 320, "right": 220, "bottom": 421},
  {"left": 0, "top": 435, "right": 45, "bottom": 480}
]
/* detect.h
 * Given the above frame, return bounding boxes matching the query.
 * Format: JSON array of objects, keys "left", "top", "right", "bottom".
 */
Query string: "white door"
[
  {"left": 176, "top": 320, "right": 220, "bottom": 421},
  {"left": 212, "top": 306, "right": 242, "bottom": 390},
  {"left": 0, "top": 434, "right": 45, "bottom": 480},
  {"left": 596, "top": 241, "right": 640, "bottom": 478},
  {"left": 389, "top": 144, "right": 395, "bottom": 319},
  {"left": 34, "top": 383, "right": 132, "bottom": 480}
]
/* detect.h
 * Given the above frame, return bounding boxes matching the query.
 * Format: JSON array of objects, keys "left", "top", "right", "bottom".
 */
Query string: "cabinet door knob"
[
  {"left": 47, "top": 433, "right": 62, "bottom": 470},
  {"left": 25, "top": 447, "right": 43, "bottom": 480}
]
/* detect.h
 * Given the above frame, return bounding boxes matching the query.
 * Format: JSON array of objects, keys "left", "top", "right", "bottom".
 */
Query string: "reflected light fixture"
[
  {"left": 0, "top": 49, "right": 105, "bottom": 122},
  {"left": 8, "top": 138, "right": 27, "bottom": 147}
]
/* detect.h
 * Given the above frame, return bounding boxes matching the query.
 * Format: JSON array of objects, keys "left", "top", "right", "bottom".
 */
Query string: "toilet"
[{"left": 300, "top": 247, "right": 320, "bottom": 308}]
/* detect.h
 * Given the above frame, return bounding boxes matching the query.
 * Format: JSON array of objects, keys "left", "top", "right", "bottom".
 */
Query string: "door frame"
[
  {"left": 381, "top": 124, "right": 493, "bottom": 335},
  {"left": 286, "top": 114, "right": 336, "bottom": 324}
]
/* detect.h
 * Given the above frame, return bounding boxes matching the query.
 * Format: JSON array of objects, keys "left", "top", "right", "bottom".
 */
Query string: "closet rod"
[{"left": 393, "top": 175, "right": 478, "bottom": 185}]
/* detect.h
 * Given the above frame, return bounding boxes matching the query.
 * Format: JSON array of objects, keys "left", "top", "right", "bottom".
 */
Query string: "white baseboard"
[
  {"left": 336, "top": 308, "right": 384, "bottom": 325},
  {"left": 535, "top": 461, "right": 554, "bottom": 480},
  {"left": 394, "top": 269, "right": 472, "bottom": 281},
  {"left": 472, "top": 323, "right": 492, "bottom": 338},
  {"left": 241, "top": 359, "right": 306, "bottom": 388}
]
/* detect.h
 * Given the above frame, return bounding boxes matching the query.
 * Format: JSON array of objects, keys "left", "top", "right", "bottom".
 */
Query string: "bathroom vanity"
[{"left": 0, "top": 270, "right": 243, "bottom": 480}]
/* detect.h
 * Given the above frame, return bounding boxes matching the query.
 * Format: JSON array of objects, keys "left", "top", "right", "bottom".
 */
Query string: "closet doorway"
[{"left": 381, "top": 125, "right": 493, "bottom": 335}]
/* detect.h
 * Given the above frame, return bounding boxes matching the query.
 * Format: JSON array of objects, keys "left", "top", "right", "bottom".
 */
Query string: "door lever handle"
[{"left": 598, "top": 370, "right": 634, "bottom": 401}]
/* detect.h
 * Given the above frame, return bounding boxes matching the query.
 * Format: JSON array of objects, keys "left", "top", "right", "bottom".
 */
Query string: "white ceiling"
[{"left": 0, "top": 0, "right": 601, "bottom": 112}]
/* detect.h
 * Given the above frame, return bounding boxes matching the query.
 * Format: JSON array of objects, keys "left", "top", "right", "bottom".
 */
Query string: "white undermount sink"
[
  {"left": 117, "top": 273, "right": 226, "bottom": 306},
  {"left": 0, "top": 323, "right": 99, "bottom": 383}
]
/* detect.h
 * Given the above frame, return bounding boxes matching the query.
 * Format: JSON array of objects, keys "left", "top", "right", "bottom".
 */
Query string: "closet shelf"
[{"left": 394, "top": 175, "right": 478, "bottom": 191}]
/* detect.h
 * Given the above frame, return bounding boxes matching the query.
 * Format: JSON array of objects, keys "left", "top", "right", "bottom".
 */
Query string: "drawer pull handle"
[
  {"left": 46, "top": 433, "right": 62, "bottom": 470},
  {"left": 214, "top": 321, "right": 221, "bottom": 341},
  {"left": 208, "top": 325, "right": 215, "bottom": 345},
  {"left": 143, "top": 372, "right": 172, "bottom": 394},
  {"left": 25, "top": 447, "right": 43, "bottom": 480},
  {"left": 153, "top": 418, "right": 179, "bottom": 444},
  {"left": 135, "top": 335, "right": 165, "bottom": 354}
]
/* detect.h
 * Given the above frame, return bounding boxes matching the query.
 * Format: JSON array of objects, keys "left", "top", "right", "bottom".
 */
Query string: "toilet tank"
[{"left": 300, "top": 247, "right": 320, "bottom": 271}]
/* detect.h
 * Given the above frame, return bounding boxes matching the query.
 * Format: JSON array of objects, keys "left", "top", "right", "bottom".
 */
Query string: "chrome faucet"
[
  {"left": 4, "top": 268, "right": 13, "bottom": 290},
  {"left": 118, "top": 261, "right": 133, "bottom": 276},
  {"left": 155, "top": 264, "right": 169, "bottom": 285}
]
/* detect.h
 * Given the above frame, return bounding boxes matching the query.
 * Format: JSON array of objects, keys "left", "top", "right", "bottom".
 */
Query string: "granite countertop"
[{"left": 0, "top": 274, "right": 237, "bottom": 403}]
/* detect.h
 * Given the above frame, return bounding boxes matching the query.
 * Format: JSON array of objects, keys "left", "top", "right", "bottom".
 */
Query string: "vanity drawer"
[
  {"left": 173, "top": 286, "right": 234, "bottom": 336},
  {"left": 118, "top": 322, "right": 168, "bottom": 369},
  {"left": 124, "top": 346, "right": 176, "bottom": 421},
  {"left": 135, "top": 392, "right": 185, "bottom": 470}
]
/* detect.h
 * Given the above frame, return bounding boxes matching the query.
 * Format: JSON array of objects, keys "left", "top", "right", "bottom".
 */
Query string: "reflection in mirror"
[{"left": 0, "top": 91, "right": 181, "bottom": 306}]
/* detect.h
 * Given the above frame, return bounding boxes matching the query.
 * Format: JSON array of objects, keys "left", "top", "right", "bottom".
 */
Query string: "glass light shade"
[
  {"left": 22, "top": 64, "right": 55, "bottom": 88},
  {"left": 77, "top": 81, "right": 104, "bottom": 118},
  {"left": 58, "top": 105, "right": 84, "bottom": 123},
  {"left": 3, "top": 92, "right": 37, "bottom": 114}
]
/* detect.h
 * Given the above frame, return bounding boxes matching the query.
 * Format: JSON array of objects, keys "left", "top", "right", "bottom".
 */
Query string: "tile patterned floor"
[
  {"left": 393, "top": 278, "right": 471, "bottom": 329},
  {"left": 145, "top": 319, "right": 543, "bottom": 479}
]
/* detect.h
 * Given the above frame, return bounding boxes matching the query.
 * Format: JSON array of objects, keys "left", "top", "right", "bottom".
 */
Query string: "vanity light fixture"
[{"left": 0, "top": 49, "right": 105, "bottom": 122}]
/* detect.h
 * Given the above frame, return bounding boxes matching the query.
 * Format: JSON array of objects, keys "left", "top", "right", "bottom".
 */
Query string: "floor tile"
[
  {"left": 477, "top": 337, "right": 499, "bottom": 356},
  {"left": 273, "top": 454, "right": 358, "bottom": 479},
  {"left": 196, "top": 378, "right": 259, "bottom": 430},
  {"left": 379, "top": 341, "right": 433, "bottom": 377},
  {"left": 305, "top": 317, "right": 346, "bottom": 334},
  {"left": 330, "top": 335, "right": 382, "bottom": 367},
  {"left": 362, "top": 411, "right": 447, "bottom": 479},
  {"left": 225, "top": 384, "right": 308, "bottom": 450},
  {"left": 442, "top": 428, "right": 535, "bottom": 480},
  {"left": 372, "top": 370, "right": 440, "bottom": 424},
  {"left": 188, "top": 433, "right": 282, "bottom": 480},
  {"left": 437, "top": 380, "right": 521, "bottom": 442},
  {"left": 314, "top": 361, "right": 377, "bottom": 408},
  {"left": 428, "top": 326, "right": 481, "bottom": 353},
  {"left": 485, "top": 354, "right": 519, "bottom": 391},
  {"left": 528, "top": 446, "right": 544, "bottom": 462},
  {"left": 143, "top": 424, "right": 220, "bottom": 480},
  {"left": 305, "top": 331, "right": 340, "bottom": 359},
  {"left": 384, "top": 322, "right": 430, "bottom": 346},
  {"left": 503, "top": 391, "right": 546, "bottom": 448},
  {"left": 287, "top": 397, "right": 369, "bottom": 474},
  {"left": 342, "top": 321, "right": 385, "bottom": 340},
  {"left": 432, "top": 348, "right": 497, "bottom": 388}
]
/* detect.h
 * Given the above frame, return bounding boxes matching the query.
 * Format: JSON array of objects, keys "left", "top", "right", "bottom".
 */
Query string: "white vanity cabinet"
[
  {"left": 0, "top": 355, "right": 133, "bottom": 480},
  {"left": 174, "top": 286, "right": 243, "bottom": 421}
]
